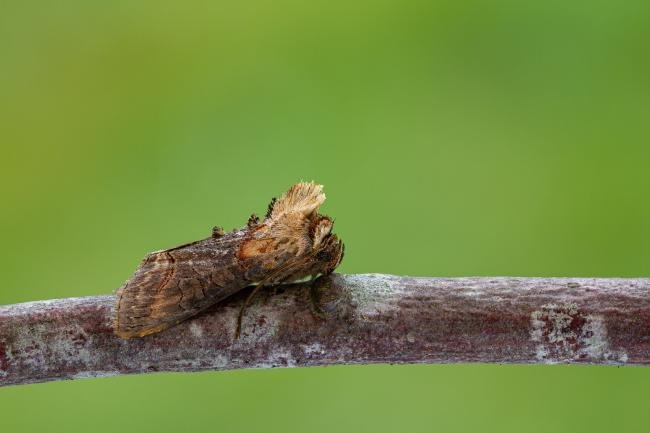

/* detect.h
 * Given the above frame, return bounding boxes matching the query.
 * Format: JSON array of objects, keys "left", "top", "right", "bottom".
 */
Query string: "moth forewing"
[{"left": 114, "top": 234, "right": 249, "bottom": 338}]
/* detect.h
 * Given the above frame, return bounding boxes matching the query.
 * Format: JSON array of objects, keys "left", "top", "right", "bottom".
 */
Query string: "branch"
[{"left": 2, "top": 273, "right": 650, "bottom": 386}]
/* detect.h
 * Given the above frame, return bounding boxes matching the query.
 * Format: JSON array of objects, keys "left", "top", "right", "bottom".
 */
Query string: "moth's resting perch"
[{"left": 2, "top": 274, "right": 650, "bottom": 386}]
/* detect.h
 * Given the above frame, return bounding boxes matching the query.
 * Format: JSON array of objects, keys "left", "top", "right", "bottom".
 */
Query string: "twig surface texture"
[{"left": 1, "top": 273, "right": 649, "bottom": 386}]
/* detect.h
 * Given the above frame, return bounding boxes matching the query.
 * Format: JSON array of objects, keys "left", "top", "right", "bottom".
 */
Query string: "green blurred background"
[{"left": 1, "top": 1, "right": 649, "bottom": 432}]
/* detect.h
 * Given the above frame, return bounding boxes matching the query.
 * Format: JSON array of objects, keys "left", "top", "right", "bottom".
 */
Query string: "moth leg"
[
  {"left": 235, "top": 283, "right": 264, "bottom": 339},
  {"left": 309, "top": 274, "right": 327, "bottom": 319},
  {"left": 235, "top": 256, "right": 311, "bottom": 338}
]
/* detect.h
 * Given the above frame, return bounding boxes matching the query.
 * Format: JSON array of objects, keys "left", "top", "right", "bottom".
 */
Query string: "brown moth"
[{"left": 114, "top": 182, "right": 344, "bottom": 339}]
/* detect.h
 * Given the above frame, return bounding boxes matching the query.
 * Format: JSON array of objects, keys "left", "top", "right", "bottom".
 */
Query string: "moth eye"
[{"left": 316, "top": 250, "right": 330, "bottom": 262}]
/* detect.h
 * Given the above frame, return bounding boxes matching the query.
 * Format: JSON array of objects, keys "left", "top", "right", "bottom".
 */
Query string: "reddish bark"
[{"left": 1, "top": 273, "right": 649, "bottom": 387}]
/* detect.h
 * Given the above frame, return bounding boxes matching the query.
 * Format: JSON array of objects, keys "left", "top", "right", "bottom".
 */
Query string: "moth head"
[
  {"left": 311, "top": 215, "right": 344, "bottom": 273},
  {"left": 315, "top": 232, "right": 344, "bottom": 274}
]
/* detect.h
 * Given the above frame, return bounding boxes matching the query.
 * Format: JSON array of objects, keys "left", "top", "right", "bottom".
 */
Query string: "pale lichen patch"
[
  {"left": 531, "top": 303, "right": 579, "bottom": 344},
  {"left": 302, "top": 343, "right": 325, "bottom": 355},
  {"left": 235, "top": 302, "right": 281, "bottom": 345},
  {"left": 345, "top": 273, "right": 402, "bottom": 315},
  {"left": 8, "top": 323, "right": 93, "bottom": 371},
  {"left": 72, "top": 371, "right": 120, "bottom": 380},
  {"left": 255, "top": 348, "right": 297, "bottom": 368},
  {"left": 580, "top": 315, "right": 609, "bottom": 359},
  {"left": 535, "top": 345, "right": 549, "bottom": 361},
  {"left": 189, "top": 322, "right": 204, "bottom": 338},
  {"left": 530, "top": 303, "right": 628, "bottom": 364}
]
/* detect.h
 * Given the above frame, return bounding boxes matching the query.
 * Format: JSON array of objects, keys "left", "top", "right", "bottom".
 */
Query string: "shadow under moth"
[{"left": 114, "top": 182, "right": 344, "bottom": 339}]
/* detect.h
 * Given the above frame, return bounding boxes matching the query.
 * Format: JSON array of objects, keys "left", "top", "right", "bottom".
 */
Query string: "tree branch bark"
[{"left": 2, "top": 273, "right": 650, "bottom": 386}]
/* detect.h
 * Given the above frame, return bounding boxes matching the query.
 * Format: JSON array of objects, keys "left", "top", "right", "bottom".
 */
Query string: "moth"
[{"left": 114, "top": 182, "right": 344, "bottom": 339}]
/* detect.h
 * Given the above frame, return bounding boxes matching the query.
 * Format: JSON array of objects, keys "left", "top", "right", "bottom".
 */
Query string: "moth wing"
[{"left": 114, "top": 244, "right": 242, "bottom": 338}]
